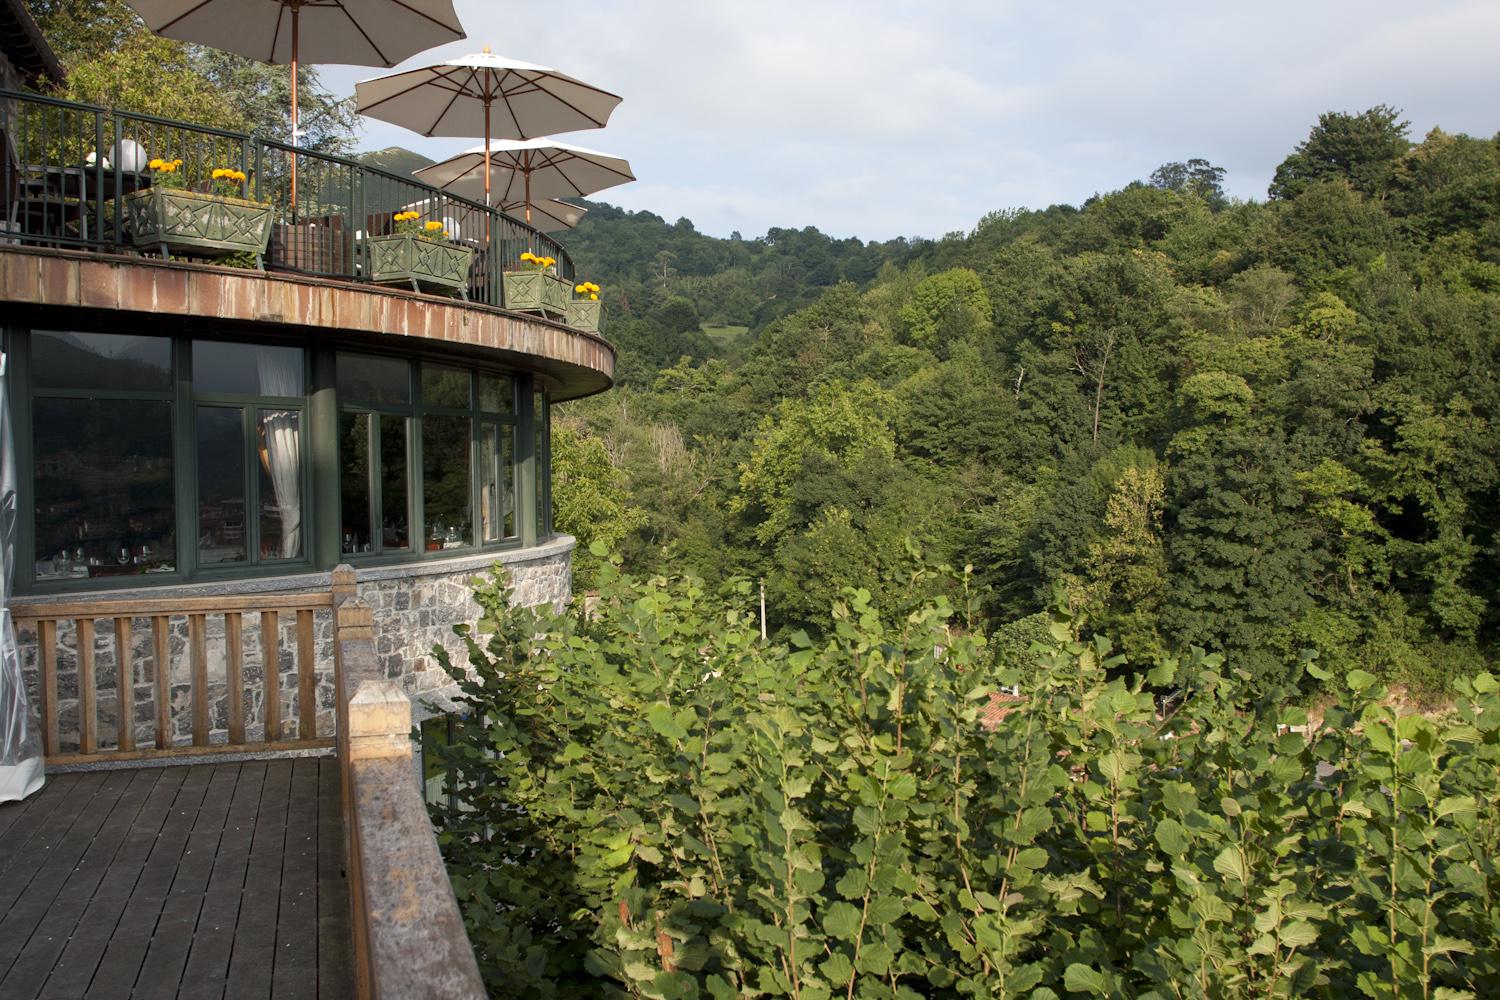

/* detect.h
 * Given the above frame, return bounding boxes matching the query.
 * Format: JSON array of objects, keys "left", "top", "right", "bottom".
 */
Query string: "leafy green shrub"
[{"left": 431, "top": 551, "right": 1500, "bottom": 998}]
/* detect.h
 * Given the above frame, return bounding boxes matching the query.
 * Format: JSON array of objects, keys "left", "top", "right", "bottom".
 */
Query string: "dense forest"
[{"left": 554, "top": 107, "right": 1500, "bottom": 697}]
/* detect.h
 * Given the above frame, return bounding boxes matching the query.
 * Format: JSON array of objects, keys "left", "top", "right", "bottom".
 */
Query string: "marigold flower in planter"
[
  {"left": 366, "top": 211, "right": 474, "bottom": 298},
  {"left": 566, "top": 280, "right": 605, "bottom": 333},
  {"left": 503, "top": 251, "right": 570, "bottom": 317},
  {"left": 126, "top": 159, "right": 272, "bottom": 267}
]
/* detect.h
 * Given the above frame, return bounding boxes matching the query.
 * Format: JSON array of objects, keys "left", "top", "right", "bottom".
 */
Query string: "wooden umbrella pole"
[
  {"left": 289, "top": 1, "right": 300, "bottom": 211},
  {"left": 524, "top": 167, "right": 532, "bottom": 226}
]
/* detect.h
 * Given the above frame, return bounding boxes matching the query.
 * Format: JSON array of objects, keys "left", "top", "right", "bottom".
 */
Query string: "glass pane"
[
  {"left": 340, "top": 412, "right": 371, "bottom": 555},
  {"left": 338, "top": 353, "right": 410, "bottom": 406},
  {"left": 258, "top": 409, "right": 303, "bottom": 560},
  {"left": 194, "top": 342, "right": 304, "bottom": 396},
  {"left": 422, "top": 364, "right": 470, "bottom": 409},
  {"left": 32, "top": 331, "right": 170, "bottom": 392},
  {"left": 422, "top": 415, "right": 470, "bottom": 551},
  {"left": 534, "top": 391, "right": 549, "bottom": 536},
  {"left": 480, "top": 424, "right": 499, "bottom": 543},
  {"left": 501, "top": 424, "right": 516, "bottom": 539},
  {"left": 379, "top": 415, "right": 410, "bottom": 551},
  {"left": 33, "top": 398, "right": 176, "bottom": 580},
  {"left": 197, "top": 407, "right": 247, "bottom": 565},
  {"left": 478, "top": 373, "right": 513, "bottom": 414}
]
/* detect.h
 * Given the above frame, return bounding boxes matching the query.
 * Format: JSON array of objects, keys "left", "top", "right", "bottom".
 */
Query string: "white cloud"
[{"left": 320, "top": 0, "right": 1500, "bottom": 241}]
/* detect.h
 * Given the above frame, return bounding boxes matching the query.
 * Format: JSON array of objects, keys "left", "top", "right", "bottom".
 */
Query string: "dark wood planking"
[
  {"left": 316, "top": 757, "right": 353, "bottom": 1000},
  {"left": 0, "top": 771, "right": 80, "bottom": 850},
  {"left": 1, "top": 769, "right": 161, "bottom": 998},
  {"left": 0, "top": 758, "right": 351, "bottom": 1000},
  {"left": 176, "top": 761, "right": 268, "bottom": 1000},
  {"left": 84, "top": 765, "right": 216, "bottom": 999},
  {"left": 269, "top": 758, "right": 321, "bottom": 999},
  {"left": 0, "top": 771, "right": 107, "bottom": 915},
  {"left": 222, "top": 758, "right": 294, "bottom": 1000},
  {"left": 39, "top": 767, "right": 189, "bottom": 1000},
  {"left": 0, "top": 771, "right": 131, "bottom": 986}
]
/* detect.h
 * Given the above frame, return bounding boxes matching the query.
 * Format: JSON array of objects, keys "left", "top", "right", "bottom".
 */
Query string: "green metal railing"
[{"left": 0, "top": 88, "right": 574, "bottom": 306}]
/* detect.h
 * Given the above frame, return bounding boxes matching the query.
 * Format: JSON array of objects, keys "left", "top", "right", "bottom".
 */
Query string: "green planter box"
[
  {"left": 565, "top": 298, "right": 604, "bottom": 334},
  {"left": 502, "top": 270, "right": 569, "bottom": 318},
  {"left": 125, "top": 188, "right": 273, "bottom": 265},
  {"left": 366, "top": 233, "right": 475, "bottom": 297}
]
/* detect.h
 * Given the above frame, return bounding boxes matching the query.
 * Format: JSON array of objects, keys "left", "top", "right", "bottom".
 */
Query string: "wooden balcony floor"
[{"left": 0, "top": 758, "right": 352, "bottom": 1000}]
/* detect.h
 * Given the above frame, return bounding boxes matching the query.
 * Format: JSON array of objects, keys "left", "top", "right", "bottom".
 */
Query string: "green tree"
[{"left": 1269, "top": 104, "right": 1411, "bottom": 200}]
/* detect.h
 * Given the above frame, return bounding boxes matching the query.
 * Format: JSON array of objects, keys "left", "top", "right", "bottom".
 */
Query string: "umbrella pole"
[
  {"left": 289, "top": 2, "right": 299, "bottom": 212},
  {"left": 483, "top": 99, "right": 491, "bottom": 244},
  {"left": 525, "top": 168, "right": 532, "bottom": 227}
]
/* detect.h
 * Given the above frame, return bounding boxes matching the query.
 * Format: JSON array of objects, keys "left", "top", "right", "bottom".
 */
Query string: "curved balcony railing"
[{"left": 0, "top": 88, "right": 575, "bottom": 307}]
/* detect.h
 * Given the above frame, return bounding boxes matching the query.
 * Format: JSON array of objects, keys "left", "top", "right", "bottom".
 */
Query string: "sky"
[{"left": 319, "top": 0, "right": 1500, "bottom": 244}]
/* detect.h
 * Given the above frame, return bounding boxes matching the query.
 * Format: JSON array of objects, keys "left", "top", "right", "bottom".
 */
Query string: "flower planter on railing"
[
  {"left": 124, "top": 188, "right": 273, "bottom": 266},
  {"left": 502, "top": 270, "right": 570, "bottom": 318},
  {"left": 366, "top": 233, "right": 476, "bottom": 298},
  {"left": 565, "top": 298, "right": 604, "bottom": 334}
]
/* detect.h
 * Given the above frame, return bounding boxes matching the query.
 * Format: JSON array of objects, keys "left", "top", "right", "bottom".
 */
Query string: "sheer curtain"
[
  {"left": 1, "top": 357, "right": 43, "bottom": 801},
  {"left": 256, "top": 348, "right": 302, "bottom": 559}
]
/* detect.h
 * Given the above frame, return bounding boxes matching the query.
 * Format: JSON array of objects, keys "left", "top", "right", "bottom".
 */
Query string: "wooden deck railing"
[
  {"left": 331, "top": 566, "right": 486, "bottom": 999},
  {"left": 14, "top": 587, "right": 336, "bottom": 765}
]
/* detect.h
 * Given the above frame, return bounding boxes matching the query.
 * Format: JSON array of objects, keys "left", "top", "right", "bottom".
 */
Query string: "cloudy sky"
[{"left": 320, "top": 0, "right": 1500, "bottom": 243}]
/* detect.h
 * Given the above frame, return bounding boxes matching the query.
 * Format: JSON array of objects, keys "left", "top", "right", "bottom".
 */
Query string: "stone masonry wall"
[{"left": 14, "top": 537, "right": 574, "bottom": 753}]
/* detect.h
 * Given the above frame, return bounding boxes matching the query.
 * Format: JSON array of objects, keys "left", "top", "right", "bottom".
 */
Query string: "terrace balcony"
[{"left": 0, "top": 90, "right": 610, "bottom": 998}]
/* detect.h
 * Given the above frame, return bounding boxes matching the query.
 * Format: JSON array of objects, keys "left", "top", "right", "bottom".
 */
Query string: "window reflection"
[
  {"left": 340, "top": 412, "right": 372, "bottom": 555},
  {"left": 32, "top": 331, "right": 171, "bottom": 392},
  {"left": 194, "top": 341, "right": 304, "bottom": 396},
  {"left": 338, "top": 353, "right": 410, "bottom": 406},
  {"left": 33, "top": 398, "right": 176, "bottom": 579},
  {"left": 380, "top": 415, "right": 410, "bottom": 550},
  {"left": 197, "top": 407, "right": 247, "bottom": 564},
  {"left": 423, "top": 415, "right": 471, "bottom": 550},
  {"left": 422, "top": 365, "right": 470, "bottom": 408}
]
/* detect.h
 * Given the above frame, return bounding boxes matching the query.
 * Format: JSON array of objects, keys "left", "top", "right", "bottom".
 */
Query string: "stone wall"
[{"left": 13, "top": 537, "right": 574, "bottom": 753}]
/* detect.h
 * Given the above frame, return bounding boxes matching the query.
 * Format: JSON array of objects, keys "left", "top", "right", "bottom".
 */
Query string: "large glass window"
[
  {"left": 338, "top": 353, "right": 414, "bottom": 557},
  {"left": 535, "top": 390, "right": 551, "bottom": 537},
  {"left": 191, "top": 341, "right": 307, "bottom": 569},
  {"left": 32, "top": 397, "right": 176, "bottom": 580},
  {"left": 423, "top": 414, "right": 471, "bottom": 550}
]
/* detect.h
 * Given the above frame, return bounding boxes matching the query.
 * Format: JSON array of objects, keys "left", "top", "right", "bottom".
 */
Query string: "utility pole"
[{"left": 759, "top": 578, "right": 767, "bottom": 642}]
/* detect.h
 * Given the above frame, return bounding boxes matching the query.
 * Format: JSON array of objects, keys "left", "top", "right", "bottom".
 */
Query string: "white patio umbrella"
[
  {"left": 413, "top": 139, "right": 633, "bottom": 225},
  {"left": 122, "top": 0, "right": 466, "bottom": 201},
  {"left": 355, "top": 49, "right": 621, "bottom": 207},
  {"left": 502, "top": 198, "right": 588, "bottom": 233}
]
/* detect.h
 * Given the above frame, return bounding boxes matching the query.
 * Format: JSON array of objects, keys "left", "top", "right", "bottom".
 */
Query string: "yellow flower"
[
  {"left": 424, "top": 220, "right": 443, "bottom": 231},
  {"left": 148, "top": 158, "right": 165, "bottom": 170},
  {"left": 520, "top": 251, "right": 536, "bottom": 262},
  {"left": 574, "top": 284, "right": 585, "bottom": 293},
  {"left": 589, "top": 292, "right": 598, "bottom": 301},
  {"left": 172, "top": 159, "right": 183, "bottom": 166}
]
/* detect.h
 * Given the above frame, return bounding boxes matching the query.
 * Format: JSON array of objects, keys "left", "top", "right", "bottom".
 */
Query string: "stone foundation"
[{"left": 13, "top": 536, "right": 574, "bottom": 753}]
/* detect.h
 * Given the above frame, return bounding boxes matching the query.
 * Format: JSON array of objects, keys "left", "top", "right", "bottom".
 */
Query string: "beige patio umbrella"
[
  {"left": 414, "top": 139, "right": 633, "bottom": 225},
  {"left": 354, "top": 49, "right": 621, "bottom": 207},
  {"left": 503, "top": 198, "right": 588, "bottom": 233},
  {"left": 122, "top": 0, "right": 466, "bottom": 201}
]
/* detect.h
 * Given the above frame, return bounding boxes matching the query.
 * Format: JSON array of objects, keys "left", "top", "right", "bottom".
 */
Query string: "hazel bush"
[{"left": 430, "top": 549, "right": 1500, "bottom": 999}]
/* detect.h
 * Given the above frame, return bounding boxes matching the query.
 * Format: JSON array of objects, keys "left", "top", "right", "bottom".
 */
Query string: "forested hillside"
[{"left": 555, "top": 107, "right": 1500, "bottom": 695}]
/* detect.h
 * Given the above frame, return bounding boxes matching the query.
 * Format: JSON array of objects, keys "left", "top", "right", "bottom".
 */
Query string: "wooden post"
[
  {"left": 189, "top": 613, "right": 208, "bottom": 745},
  {"left": 263, "top": 610, "right": 281, "bottom": 741},
  {"left": 152, "top": 616, "right": 170, "bottom": 749},
  {"left": 297, "top": 609, "right": 316, "bottom": 739},
  {"left": 226, "top": 612, "right": 245, "bottom": 745},
  {"left": 113, "top": 617, "right": 134, "bottom": 753},
  {"left": 38, "top": 620, "right": 58, "bottom": 757},
  {"left": 77, "top": 618, "right": 96, "bottom": 755}
]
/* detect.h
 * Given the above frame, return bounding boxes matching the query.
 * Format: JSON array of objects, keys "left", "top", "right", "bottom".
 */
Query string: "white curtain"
[
  {"left": 256, "top": 348, "right": 302, "bottom": 559},
  {"left": 0, "top": 354, "right": 43, "bottom": 801}
]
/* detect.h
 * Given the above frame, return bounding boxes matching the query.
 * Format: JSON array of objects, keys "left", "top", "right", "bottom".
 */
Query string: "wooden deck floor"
[{"left": 0, "top": 758, "right": 352, "bottom": 1000}]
